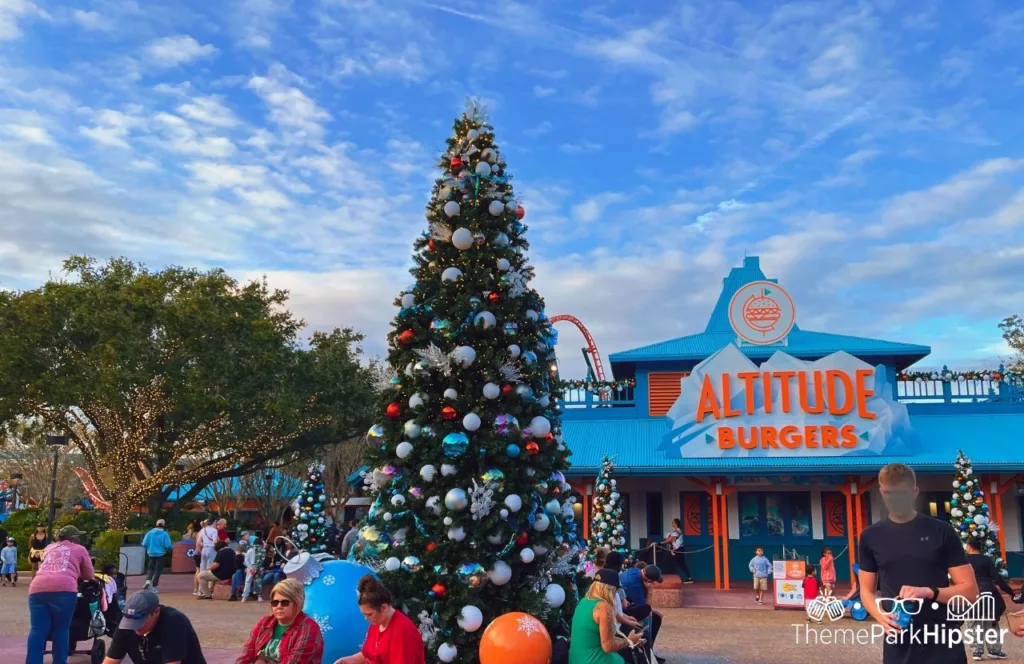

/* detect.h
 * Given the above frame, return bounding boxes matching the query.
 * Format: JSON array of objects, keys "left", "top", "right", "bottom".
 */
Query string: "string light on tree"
[
  {"left": 950, "top": 450, "right": 1009, "bottom": 578},
  {"left": 588, "top": 456, "right": 626, "bottom": 553}
]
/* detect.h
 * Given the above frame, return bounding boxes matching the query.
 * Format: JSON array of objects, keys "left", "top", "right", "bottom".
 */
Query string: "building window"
[
  {"left": 922, "top": 492, "right": 952, "bottom": 522},
  {"left": 738, "top": 492, "right": 813, "bottom": 539}
]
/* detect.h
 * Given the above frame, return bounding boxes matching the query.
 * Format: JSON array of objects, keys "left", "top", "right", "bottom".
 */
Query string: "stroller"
[{"left": 43, "top": 578, "right": 108, "bottom": 664}]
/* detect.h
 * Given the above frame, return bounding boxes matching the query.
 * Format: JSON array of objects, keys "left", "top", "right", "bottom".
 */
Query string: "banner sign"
[{"left": 661, "top": 344, "right": 920, "bottom": 458}]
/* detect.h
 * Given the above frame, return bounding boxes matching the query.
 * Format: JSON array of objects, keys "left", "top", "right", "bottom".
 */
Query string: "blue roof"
[
  {"left": 609, "top": 257, "right": 930, "bottom": 366},
  {"left": 562, "top": 406, "right": 1024, "bottom": 475}
]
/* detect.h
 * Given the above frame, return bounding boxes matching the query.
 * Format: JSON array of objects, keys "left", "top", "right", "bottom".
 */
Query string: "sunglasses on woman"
[{"left": 270, "top": 599, "right": 292, "bottom": 607}]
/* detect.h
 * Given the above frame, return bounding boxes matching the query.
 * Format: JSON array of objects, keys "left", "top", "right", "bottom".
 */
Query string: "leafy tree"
[
  {"left": 241, "top": 462, "right": 305, "bottom": 528},
  {"left": 999, "top": 315, "right": 1024, "bottom": 374},
  {"left": 354, "top": 105, "right": 579, "bottom": 664},
  {"left": 0, "top": 257, "right": 374, "bottom": 529},
  {"left": 0, "top": 418, "right": 83, "bottom": 510}
]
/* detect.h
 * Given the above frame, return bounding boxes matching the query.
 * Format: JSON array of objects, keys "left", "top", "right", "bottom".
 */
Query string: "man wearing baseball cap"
[
  {"left": 619, "top": 562, "right": 665, "bottom": 664},
  {"left": 102, "top": 590, "right": 206, "bottom": 664}
]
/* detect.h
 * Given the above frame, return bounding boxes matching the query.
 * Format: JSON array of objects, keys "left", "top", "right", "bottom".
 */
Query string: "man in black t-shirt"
[
  {"left": 859, "top": 463, "right": 979, "bottom": 664},
  {"left": 102, "top": 590, "right": 206, "bottom": 664},
  {"left": 197, "top": 540, "right": 236, "bottom": 599}
]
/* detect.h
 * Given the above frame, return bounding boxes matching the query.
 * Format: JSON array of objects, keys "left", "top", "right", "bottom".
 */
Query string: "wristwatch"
[{"left": 929, "top": 587, "right": 940, "bottom": 601}]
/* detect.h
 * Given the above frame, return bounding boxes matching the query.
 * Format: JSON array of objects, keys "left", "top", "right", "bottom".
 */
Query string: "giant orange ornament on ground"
[{"left": 479, "top": 612, "right": 551, "bottom": 664}]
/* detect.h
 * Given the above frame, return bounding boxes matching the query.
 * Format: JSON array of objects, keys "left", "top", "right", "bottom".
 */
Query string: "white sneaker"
[
  {"left": 257, "top": 597, "right": 264, "bottom": 603},
  {"left": 152, "top": 587, "right": 159, "bottom": 594},
  {"left": 142, "top": 581, "right": 151, "bottom": 590},
  {"left": 240, "top": 597, "right": 248, "bottom": 603}
]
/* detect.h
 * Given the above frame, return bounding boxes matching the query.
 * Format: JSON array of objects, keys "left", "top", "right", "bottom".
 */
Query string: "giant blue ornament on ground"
[{"left": 301, "top": 559, "right": 377, "bottom": 663}]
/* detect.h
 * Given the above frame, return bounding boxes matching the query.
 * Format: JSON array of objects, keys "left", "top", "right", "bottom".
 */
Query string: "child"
[
  {"left": 96, "top": 563, "right": 119, "bottom": 607},
  {"left": 819, "top": 547, "right": 836, "bottom": 596},
  {"left": 1, "top": 537, "right": 17, "bottom": 586},
  {"left": 804, "top": 564, "right": 821, "bottom": 622},
  {"left": 241, "top": 538, "right": 267, "bottom": 603},
  {"left": 748, "top": 546, "right": 771, "bottom": 604}
]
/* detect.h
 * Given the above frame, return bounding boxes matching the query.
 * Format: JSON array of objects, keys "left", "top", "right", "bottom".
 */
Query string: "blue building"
[{"left": 560, "top": 256, "right": 1024, "bottom": 589}]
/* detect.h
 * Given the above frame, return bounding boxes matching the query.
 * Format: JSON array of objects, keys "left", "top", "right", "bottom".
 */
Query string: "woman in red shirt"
[{"left": 334, "top": 576, "right": 425, "bottom": 664}]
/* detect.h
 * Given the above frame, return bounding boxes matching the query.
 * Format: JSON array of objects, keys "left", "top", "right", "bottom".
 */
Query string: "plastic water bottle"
[{"left": 894, "top": 605, "right": 912, "bottom": 630}]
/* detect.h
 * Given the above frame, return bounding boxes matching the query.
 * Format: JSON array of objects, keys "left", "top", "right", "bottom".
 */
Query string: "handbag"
[{"left": 1006, "top": 608, "right": 1024, "bottom": 636}]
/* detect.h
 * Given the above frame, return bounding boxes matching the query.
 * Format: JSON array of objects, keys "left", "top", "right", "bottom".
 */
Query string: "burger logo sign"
[{"left": 729, "top": 281, "right": 795, "bottom": 345}]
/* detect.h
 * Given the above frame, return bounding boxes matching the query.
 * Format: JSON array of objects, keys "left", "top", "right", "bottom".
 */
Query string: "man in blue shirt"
[
  {"left": 619, "top": 562, "right": 664, "bottom": 664},
  {"left": 141, "top": 520, "right": 173, "bottom": 592}
]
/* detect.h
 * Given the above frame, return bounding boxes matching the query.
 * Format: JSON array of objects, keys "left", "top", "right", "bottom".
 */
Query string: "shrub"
[{"left": 91, "top": 530, "right": 129, "bottom": 568}]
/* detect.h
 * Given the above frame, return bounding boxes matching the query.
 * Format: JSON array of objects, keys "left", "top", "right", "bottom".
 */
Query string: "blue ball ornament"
[
  {"left": 506, "top": 443, "right": 521, "bottom": 458},
  {"left": 442, "top": 432, "right": 470, "bottom": 457},
  {"left": 302, "top": 560, "right": 377, "bottom": 664}
]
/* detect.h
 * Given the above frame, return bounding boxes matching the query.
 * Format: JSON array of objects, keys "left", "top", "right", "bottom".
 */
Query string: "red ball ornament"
[
  {"left": 501, "top": 384, "right": 514, "bottom": 397},
  {"left": 450, "top": 156, "right": 462, "bottom": 170},
  {"left": 428, "top": 239, "right": 436, "bottom": 252},
  {"left": 386, "top": 402, "right": 401, "bottom": 419},
  {"left": 431, "top": 583, "right": 447, "bottom": 596},
  {"left": 398, "top": 329, "right": 415, "bottom": 345},
  {"left": 441, "top": 405, "right": 458, "bottom": 421},
  {"left": 526, "top": 441, "right": 540, "bottom": 455},
  {"left": 516, "top": 531, "right": 529, "bottom": 546},
  {"left": 516, "top": 205, "right": 526, "bottom": 220},
  {"left": 426, "top": 542, "right": 438, "bottom": 552},
  {"left": 487, "top": 291, "right": 501, "bottom": 304}
]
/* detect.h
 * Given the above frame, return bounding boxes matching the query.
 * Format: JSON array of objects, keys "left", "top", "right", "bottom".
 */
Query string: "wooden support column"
[
  {"left": 711, "top": 485, "right": 722, "bottom": 590},
  {"left": 837, "top": 479, "right": 856, "bottom": 585},
  {"left": 995, "top": 474, "right": 1024, "bottom": 562},
  {"left": 720, "top": 482, "right": 735, "bottom": 591}
]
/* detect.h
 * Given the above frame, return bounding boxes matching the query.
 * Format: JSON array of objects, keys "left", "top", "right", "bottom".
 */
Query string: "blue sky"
[{"left": 1, "top": 0, "right": 1023, "bottom": 378}]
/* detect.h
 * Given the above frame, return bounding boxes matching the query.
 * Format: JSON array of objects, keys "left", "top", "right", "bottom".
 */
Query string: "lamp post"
[
  {"left": 10, "top": 473, "right": 22, "bottom": 512},
  {"left": 45, "top": 435, "right": 68, "bottom": 540}
]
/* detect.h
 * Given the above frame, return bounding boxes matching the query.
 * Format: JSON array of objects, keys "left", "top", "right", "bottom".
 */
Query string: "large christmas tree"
[
  {"left": 588, "top": 456, "right": 627, "bottom": 553},
  {"left": 950, "top": 450, "right": 1009, "bottom": 578},
  {"left": 354, "top": 102, "right": 580, "bottom": 664},
  {"left": 292, "top": 463, "right": 328, "bottom": 554}
]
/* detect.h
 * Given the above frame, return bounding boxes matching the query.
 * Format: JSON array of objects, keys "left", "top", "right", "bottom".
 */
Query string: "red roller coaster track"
[{"left": 549, "top": 314, "right": 606, "bottom": 381}]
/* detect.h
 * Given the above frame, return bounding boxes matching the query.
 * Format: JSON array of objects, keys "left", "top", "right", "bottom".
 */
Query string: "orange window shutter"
[{"left": 648, "top": 372, "right": 689, "bottom": 416}]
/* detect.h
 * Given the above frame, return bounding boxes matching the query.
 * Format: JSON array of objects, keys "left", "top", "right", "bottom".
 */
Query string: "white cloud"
[
  {"left": 186, "top": 162, "right": 266, "bottom": 189},
  {"left": 818, "top": 148, "right": 880, "bottom": 187},
  {"left": 560, "top": 140, "right": 602, "bottom": 155},
  {"left": 248, "top": 64, "right": 331, "bottom": 140},
  {"left": 808, "top": 41, "right": 860, "bottom": 80},
  {"left": 8, "top": 124, "right": 53, "bottom": 145},
  {"left": 73, "top": 10, "right": 113, "bottom": 31},
  {"left": 871, "top": 158, "right": 1024, "bottom": 236},
  {"left": 523, "top": 121, "right": 552, "bottom": 137},
  {"left": 150, "top": 112, "right": 235, "bottom": 158},
  {"left": 335, "top": 43, "right": 431, "bottom": 83},
  {"left": 177, "top": 96, "right": 239, "bottom": 128},
  {"left": 571, "top": 193, "right": 625, "bottom": 223},
  {"left": 0, "top": 0, "right": 42, "bottom": 41},
  {"left": 234, "top": 187, "right": 291, "bottom": 208},
  {"left": 79, "top": 109, "right": 144, "bottom": 149},
  {"left": 533, "top": 85, "right": 556, "bottom": 98},
  {"left": 144, "top": 35, "right": 219, "bottom": 67}
]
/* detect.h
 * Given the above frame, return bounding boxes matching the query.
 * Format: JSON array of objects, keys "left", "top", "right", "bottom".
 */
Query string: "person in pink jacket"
[
  {"left": 26, "top": 525, "right": 95, "bottom": 664},
  {"left": 819, "top": 547, "right": 836, "bottom": 597}
]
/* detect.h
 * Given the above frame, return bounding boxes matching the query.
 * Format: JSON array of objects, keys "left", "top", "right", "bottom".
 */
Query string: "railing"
[
  {"left": 559, "top": 383, "right": 636, "bottom": 408},
  {"left": 895, "top": 364, "right": 1024, "bottom": 404}
]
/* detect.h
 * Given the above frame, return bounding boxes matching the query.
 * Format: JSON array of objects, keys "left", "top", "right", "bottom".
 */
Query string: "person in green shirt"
[{"left": 569, "top": 569, "right": 644, "bottom": 664}]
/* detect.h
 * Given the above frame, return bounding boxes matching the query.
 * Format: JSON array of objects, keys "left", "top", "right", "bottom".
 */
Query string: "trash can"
[
  {"left": 119, "top": 532, "right": 146, "bottom": 576},
  {"left": 172, "top": 540, "right": 197, "bottom": 574}
]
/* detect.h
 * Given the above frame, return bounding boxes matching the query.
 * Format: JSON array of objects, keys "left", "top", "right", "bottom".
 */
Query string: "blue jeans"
[
  {"left": 262, "top": 570, "right": 284, "bottom": 587},
  {"left": 26, "top": 591, "right": 78, "bottom": 664},
  {"left": 230, "top": 569, "right": 246, "bottom": 599}
]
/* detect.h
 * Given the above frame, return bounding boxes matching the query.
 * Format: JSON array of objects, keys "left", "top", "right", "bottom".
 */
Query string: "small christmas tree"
[
  {"left": 589, "top": 456, "right": 627, "bottom": 553},
  {"left": 951, "top": 451, "right": 1009, "bottom": 578},
  {"left": 292, "top": 463, "right": 328, "bottom": 553}
]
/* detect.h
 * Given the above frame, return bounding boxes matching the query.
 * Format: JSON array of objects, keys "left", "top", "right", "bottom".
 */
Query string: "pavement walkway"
[{"left": 3, "top": 573, "right": 1023, "bottom": 663}]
